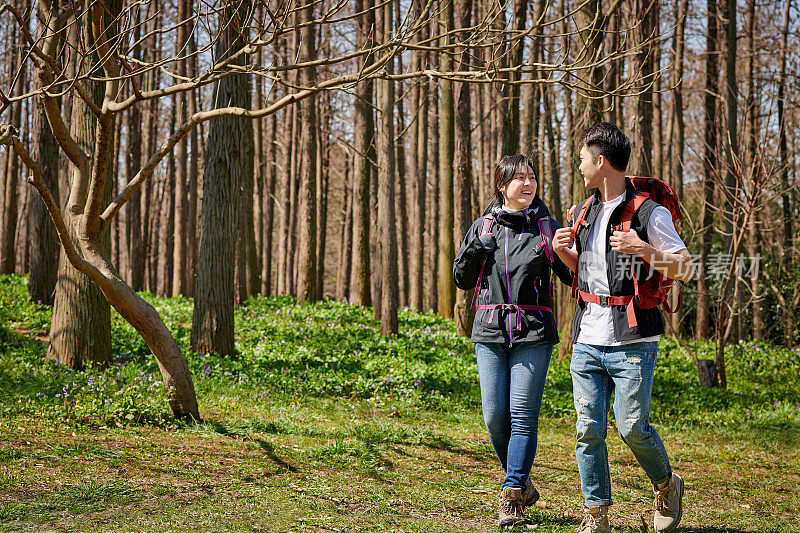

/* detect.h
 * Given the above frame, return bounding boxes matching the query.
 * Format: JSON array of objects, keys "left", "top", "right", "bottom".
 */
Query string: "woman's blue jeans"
[
  {"left": 475, "top": 342, "right": 552, "bottom": 489},
  {"left": 570, "top": 341, "right": 672, "bottom": 508}
]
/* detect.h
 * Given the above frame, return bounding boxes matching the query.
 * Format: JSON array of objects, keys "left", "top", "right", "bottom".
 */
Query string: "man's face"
[{"left": 578, "top": 145, "right": 602, "bottom": 188}]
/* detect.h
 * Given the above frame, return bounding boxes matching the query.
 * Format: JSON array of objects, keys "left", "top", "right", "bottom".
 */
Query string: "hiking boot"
[
  {"left": 498, "top": 486, "right": 525, "bottom": 527},
  {"left": 576, "top": 506, "right": 610, "bottom": 533},
  {"left": 653, "top": 473, "right": 684, "bottom": 532},
  {"left": 522, "top": 478, "right": 540, "bottom": 507}
]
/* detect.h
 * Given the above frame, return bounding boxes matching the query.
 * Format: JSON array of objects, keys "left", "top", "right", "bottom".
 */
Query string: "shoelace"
[
  {"left": 580, "top": 512, "right": 601, "bottom": 531},
  {"left": 655, "top": 486, "right": 671, "bottom": 511}
]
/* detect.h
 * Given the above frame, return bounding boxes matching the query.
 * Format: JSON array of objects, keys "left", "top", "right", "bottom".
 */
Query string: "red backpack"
[{"left": 570, "top": 177, "right": 684, "bottom": 328}]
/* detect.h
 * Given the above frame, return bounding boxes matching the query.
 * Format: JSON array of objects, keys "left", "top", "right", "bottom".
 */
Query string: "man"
[{"left": 552, "top": 122, "right": 693, "bottom": 533}]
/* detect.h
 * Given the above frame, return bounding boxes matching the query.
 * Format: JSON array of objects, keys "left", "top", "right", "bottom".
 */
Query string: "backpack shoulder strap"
[
  {"left": 479, "top": 215, "right": 495, "bottom": 236},
  {"left": 537, "top": 216, "right": 554, "bottom": 263},
  {"left": 619, "top": 192, "right": 650, "bottom": 232},
  {"left": 572, "top": 199, "right": 592, "bottom": 236},
  {"left": 471, "top": 215, "right": 496, "bottom": 310}
]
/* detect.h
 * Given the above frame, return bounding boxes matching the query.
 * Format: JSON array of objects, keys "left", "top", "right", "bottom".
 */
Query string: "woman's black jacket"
[{"left": 453, "top": 199, "right": 574, "bottom": 346}]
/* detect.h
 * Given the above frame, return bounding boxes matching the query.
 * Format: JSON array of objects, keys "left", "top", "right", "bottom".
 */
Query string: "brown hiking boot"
[
  {"left": 576, "top": 506, "right": 611, "bottom": 533},
  {"left": 653, "top": 473, "right": 684, "bottom": 532},
  {"left": 498, "top": 486, "right": 525, "bottom": 527},
  {"left": 522, "top": 478, "right": 540, "bottom": 507}
]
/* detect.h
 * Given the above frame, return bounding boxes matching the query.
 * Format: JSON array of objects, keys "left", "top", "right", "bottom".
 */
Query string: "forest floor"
[{"left": 0, "top": 275, "right": 798, "bottom": 532}]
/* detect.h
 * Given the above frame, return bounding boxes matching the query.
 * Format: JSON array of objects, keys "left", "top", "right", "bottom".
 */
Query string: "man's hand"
[
  {"left": 552, "top": 227, "right": 575, "bottom": 254},
  {"left": 552, "top": 227, "right": 578, "bottom": 273},
  {"left": 610, "top": 230, "right": 649, "bottom": 256}
]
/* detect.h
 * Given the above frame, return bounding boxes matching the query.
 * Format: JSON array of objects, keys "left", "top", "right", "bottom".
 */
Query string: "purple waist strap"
[{"left": 476, "top": 304, "right": 553, "bottom": 331}]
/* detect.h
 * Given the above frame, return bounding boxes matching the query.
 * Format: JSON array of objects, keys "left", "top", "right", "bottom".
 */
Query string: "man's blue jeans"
[
  {"left": 571, "top": 341, "right": 672, "bottom": 507},
  {"left": 475, "top": 342, "right": 552, "bottom": 489}
]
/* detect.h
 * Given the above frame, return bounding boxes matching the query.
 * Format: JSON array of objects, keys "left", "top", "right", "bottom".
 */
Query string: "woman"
[{"left": 453, "top": 155, "right": 573, "bottom": 527}]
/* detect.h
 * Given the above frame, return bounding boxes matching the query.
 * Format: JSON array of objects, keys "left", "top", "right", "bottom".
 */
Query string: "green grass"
[{"left": 0, "top": 274, "right": 798, "bottom": 532}]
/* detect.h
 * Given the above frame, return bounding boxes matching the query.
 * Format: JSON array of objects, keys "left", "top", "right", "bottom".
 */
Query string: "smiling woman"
[{"left": 453, "top": 154, "right": 574, "bottom": 527}]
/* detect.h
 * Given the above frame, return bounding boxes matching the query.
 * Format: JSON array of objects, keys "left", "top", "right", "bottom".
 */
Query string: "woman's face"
[{"left": 499, "top": 164, "right": 537, "bottom": 210}]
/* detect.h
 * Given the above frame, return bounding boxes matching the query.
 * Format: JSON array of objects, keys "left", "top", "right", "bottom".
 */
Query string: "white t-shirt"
[{"left": 575, "top": 193, "right": 687, "bottom": 346}]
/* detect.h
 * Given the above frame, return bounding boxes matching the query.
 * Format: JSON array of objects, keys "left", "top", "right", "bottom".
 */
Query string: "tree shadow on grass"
[{"left": 249, "top": 438, "right": 299, "bottom": 473}]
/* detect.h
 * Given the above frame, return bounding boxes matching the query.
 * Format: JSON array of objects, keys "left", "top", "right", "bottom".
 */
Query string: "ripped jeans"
[{"left": 570, "top": 342, "right": 671, "bottom": 508}]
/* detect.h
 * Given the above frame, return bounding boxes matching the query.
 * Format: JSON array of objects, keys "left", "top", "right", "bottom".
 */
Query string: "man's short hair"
[{"left": 579, "top": 122, "right": 631, "bottom": 171}]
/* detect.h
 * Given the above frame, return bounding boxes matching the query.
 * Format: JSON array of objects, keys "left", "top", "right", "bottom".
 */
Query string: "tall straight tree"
[
  {"left": 668, "top": 0, "right": 689, "bottom": 334},
  {"left": 722, "top": 0, "right": 738, "bottom": 256},
  {"left": 408, "top": 0, "right": 429, "bottom": 310},
  {"left": 191, "top": 0, "right": 252, "bottom": 356},
  {"left": 375, "top": 0, "right": 399, "bottom": 335},
  {"left": 295, "top": 0, "right": 318, "bottom": 303},
  {"left": 27, "top": 3, "right": 61, "bottom": 305},
  {"left": 500, "top": 0, "right": 528, "bottom": 156},
  {"left": 628, "top": 0, "right": 656, "bottom": 176},
  {"left": 454, "top": 0, "right": 474, "bottom": 336},
  {"left": 696, "top": 0, "right": 719, "bottom": 342},
  {"left": 171, "top": 0, "right": 192, "bottom": 296},
  {"left": 1, "top": 11, "right": 24, "bottom": 275},
  {"left": 778, "top": 0, "right": 792, "bottom": 251},
  {"left": 437, "top": 0, "right": 455, "bottom": 319},
  {"left": 349, "top": 0, "right": 376, "bottom": 307},
  {"left": 744, "top": 0, "right": 763, "bottom": 340}
]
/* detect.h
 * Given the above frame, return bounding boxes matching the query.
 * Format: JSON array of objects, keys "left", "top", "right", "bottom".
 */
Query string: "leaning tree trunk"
[{"left": 191, "top": 0, "right": 252, "bottom": 356}]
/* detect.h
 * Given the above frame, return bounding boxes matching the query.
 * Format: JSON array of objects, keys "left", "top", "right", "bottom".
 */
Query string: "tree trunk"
[
  {"left": 778, "top": 1, "right": 791, "bottom": 253},
  {"left": 261, "top": 110, "right": 277, "bottom": 296},
  {"left": 171, "top": 0, "right": 191, "bottom": 297},
  {"left": 744, "top": 0, "right": 763, "bottom": 340},
  {"left": 335, "top": 154, "right": 353, "bottom": 301},
  {"left": 236, "top": 102, "right": 257, "bottom": 304},
  {"left": 191, "top": 0, "right": 252, "bottom": 356},
  {"left": 408, "top": 0, "right": 429, "bottom": 310},
  {"left": 1, "top": 23, "right": 24, "bottom": 275},
  {"left": 375, "top": 0, "right": 399, "bottom": 335},
  {"left": 669, "top": 0, "right": 689, "bottom": 334},
  {"left": 454, "top": 0, "right": 474, "bottom": 336},
  {"left": 437, "top": 0, "right": 455, "bottom": 319},
  {"left": 426, "top": 75, "right": 440, "bottom": 313},
  {"left": 276, "top": 90, "right": 294, "bottom": 295},
  {"left": 186, "top": 34, "right": 200, "bottom": 297},
  {"left": 47, "top": 40, "right": 112, "bottom": 369},
  {"left": 295, "top": 1, "right": 318, "bottom": 303},
  {"left": 722, "top": 0, "right": 738, "bottom": 256},
  {"left": 696, "top": 0, "right": 719, "bottom": 341},
  {"left": 629, "top": 0, "right": 656, "bottom": 176},
  {"left": 157, "top": 100, "right": 176, "bottom": 297},
  {"left": 315, "top": 96, "right": 330, "bottom": 300},
  {"left": 349, "top": 0, "right": 376, "bottom": 308},
  {"left": 500, "top": 0, "right": 528, "bottom": 156},
  {"left": 27, "top": 95, "right": 60, "bottom": 305}
]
